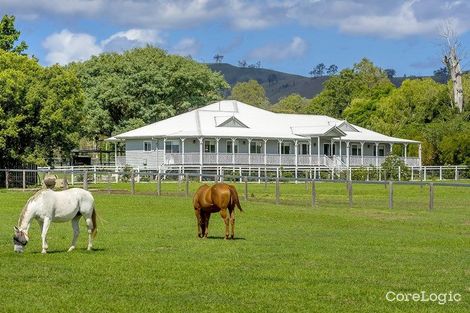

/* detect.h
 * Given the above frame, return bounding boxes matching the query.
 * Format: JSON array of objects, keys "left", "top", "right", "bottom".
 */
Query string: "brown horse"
[{"left": 193, "top": 183, "right": 243, "bottom": 239}]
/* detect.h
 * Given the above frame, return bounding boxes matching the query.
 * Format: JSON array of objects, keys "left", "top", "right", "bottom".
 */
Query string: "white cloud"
[
  {"left": 101, "top": 29, "right": 163, "bottom": 52},
  {"left": 338, "top": 0, "right": 442, "bottom": 38},
  {"left": 249, "top": 36, "right": 307, "bottom": 61},
  {"left": 42, "top": 29, "right": 102, "bottom": 65},
  {"left": 171, "top": 38, "right": 200, "bottom": 56},
  {"left": 7, "top": 0, "right": 470, "bottom": 38},
  {"left": 43, "top": 28, "right": 162, "bottom": 65}
]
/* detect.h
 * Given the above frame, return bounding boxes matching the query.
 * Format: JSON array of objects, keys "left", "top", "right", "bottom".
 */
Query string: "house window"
[
  {"left": 351, "top": 144, "right": 361, "bottom": 156},
  {"left": 204, "top": 140, "right": 215, "bottom": 153},
  {"left": 143, "top": 141, "right": 152, "bottom": 152},
  {"left": 300, "top": 143, "right": 309, "bottom": 155},
  {"left": 379, "top": 145, "right": 385, "bottom": 156},
  {"left": 250, "top": 141, "right": 262, "bottom": 154},
  {"left": 281, "top": 142, "right": 290, "bottom": 154},
  {"left": 165, "top": 140, "right": 180, "bottom": 153},
  {"left": 226, "top": 140, "right": 238, "bottom": 153},
  {"left": 373, "top": 144, "right": 385, "bottom": 156}
]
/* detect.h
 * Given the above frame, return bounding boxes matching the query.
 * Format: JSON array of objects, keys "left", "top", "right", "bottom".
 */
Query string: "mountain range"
[{"left": 207, "top": 63, "right": 436, "bottom": 103}]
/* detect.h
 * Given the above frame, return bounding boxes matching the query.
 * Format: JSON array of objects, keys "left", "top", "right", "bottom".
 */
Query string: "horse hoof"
[
  {"left": 41, "top": 249, "right": 47, "bottom": 254},
  {"left": 67, "top": 246, "right": 75, "bottom": 252}
]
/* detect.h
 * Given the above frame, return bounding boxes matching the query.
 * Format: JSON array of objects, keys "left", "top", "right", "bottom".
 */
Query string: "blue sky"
[{"left": 3, "top": 0, "right": 470, "bottom": 77}]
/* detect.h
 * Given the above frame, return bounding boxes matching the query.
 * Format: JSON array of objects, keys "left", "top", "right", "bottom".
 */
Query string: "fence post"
[
  {"left": 5, "top": 170, "right": 9, "bottom": 189},
  {"left": 244, "top": 176, "right": 248, "bottom": 201},
  {"left": 398, "top": 166, "right": 401, "bottom": 181},
  {"left": 348, "top": 181, "right": 353, "bottom": 208},
  {"left": 130, "top": 170, "right": 135, "bottom": 195},
  {"left": 429, "top": 182, "right": 434, "bottom": 211},
  {"left": 63, "top": 176, "right": 68, "bottom": 190},
  {"left": 83, "top": 170, "right": 88, "bottom": 190},
  {"left": 275, "top": 178, "right": 280, "bottom": 205},
  {"left": 107, "top": 172, "right": 112, "bottom": 194},
  {"left": 423, "top": 166, "right": 427, "bottom": 181},
  {"left": 71, "top": 166, "right": 74, "bottom": 185},
  {"left": 22, "top": 170, "right": 26, "bottom": 191},
  {"left": 411, "top": 167, "right": 414, "bottom": 181},
  {"left": 157, "top": 174, "right": 161, "bottom": 196},
  {"left": 185, "top": 174, "right": 189, "bottom": 197},
  {"left": 439, "top": 166, "right": 442, "bottom": 181},
  {"left": 93, "top": 165, "right": 97, "bottom": 184},
  {"left": 388, "top": 181, "right": 393, "bottom": 209},
  {"left": 311, "top": 180, "right": 316, "bottom": 207},
  {"left": 455, "top": 166, "right": 458, "bottom": 181}
]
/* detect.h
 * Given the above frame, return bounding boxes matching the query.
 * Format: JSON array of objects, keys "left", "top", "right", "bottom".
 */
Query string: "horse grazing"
[
  {"left": 13, "top": 188, "right": 97, "bottom": 254},
  {"left": 193, "top": 183, "right": 243, "bottom": 239}
]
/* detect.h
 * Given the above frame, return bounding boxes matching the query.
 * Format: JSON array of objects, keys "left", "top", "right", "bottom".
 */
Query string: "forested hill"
[
  {"left": 207, "top": 63, "right": 429, "bottom": 103},
  {"left": 207, "top": 63, "right": 327, "bottom": 102}
]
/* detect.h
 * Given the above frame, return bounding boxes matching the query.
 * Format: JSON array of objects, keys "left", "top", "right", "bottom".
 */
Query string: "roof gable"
[
  {"left": 215, "top": 116, "right": 248, "bottom": 128},
  {"left": 338, "top": 121, "right": 359, "bottom": 132}
]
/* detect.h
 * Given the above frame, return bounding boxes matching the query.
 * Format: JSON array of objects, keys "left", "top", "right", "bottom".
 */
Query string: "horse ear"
[{"left": 14, "top": 226, "right": 19, "bottom": 232}]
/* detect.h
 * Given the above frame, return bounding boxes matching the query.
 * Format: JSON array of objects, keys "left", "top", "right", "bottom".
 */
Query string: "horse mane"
[{"left": 18, "top": 189, "right": 46, "bottom": 227}]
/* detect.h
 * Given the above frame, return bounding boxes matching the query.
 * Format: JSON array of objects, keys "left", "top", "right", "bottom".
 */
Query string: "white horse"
[{"left": 13, "top": 188, "right": 97, "bottom": 254}]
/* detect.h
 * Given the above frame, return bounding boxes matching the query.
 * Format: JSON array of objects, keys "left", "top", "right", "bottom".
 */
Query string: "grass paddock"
[{"left": 0, "top": 185, "right": 468, "bottom": 312}]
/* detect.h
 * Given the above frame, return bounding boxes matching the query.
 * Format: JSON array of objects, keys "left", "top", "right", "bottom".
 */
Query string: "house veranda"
[{"left": 108, "top": 101, "right": 421, "bottom": 173}]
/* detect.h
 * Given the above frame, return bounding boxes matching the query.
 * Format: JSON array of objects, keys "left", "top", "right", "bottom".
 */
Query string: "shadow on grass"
[
  {"left": 204, "top": 236, "right": 246, "bottom": 241},
  {"left": 31, "top": 247, "right": 106, "bottom": 254}
]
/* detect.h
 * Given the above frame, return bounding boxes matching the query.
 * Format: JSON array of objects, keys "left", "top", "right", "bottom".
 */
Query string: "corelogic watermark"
[{"left": 386, "top": 291, "right": 462, "bottom": 305}]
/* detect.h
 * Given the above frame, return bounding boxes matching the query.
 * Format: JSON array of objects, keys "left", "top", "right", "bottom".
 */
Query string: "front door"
[{"left": 323, "top": 143, "right": 330, "bottom": 156}]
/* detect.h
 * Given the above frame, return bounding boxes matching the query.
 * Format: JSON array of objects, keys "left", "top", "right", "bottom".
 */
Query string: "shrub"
[{"left": 381, "top": 155, "right": 411, "bottom": 181}]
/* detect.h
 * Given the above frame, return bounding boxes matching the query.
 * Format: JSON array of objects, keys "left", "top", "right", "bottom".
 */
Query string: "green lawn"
[{"left": 0, "top": 185, "right": 468, "bottom": 312}]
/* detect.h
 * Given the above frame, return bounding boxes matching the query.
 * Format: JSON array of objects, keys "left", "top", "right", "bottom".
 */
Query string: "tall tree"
[
  {"left": 271, "top": 93, "right": 309, "bottom": 113},
  {"left": 441, "top": 23, "right": 464, "bottom": 112},
  {"left": 326, "top": 64, "right": 338, "bottom": 75},
  {"left": 0, "top": 15, "right": 28, "bottom": 54},
  {"left": 70, "top": 46, "right": 229, "bottom": 137},
  {"left": 305, "top": 59, "right": 394, "bottom": 118},
  {"left": 384, "top": 68, "right": 396, "bottom": 79},
  {"left": 0, "top": 51, "right": 83, "bottom": 167},
  {"left": 371, "top": 78, "right": 452, "bottom": 136},
  {"left": 309, "top": 63, "right": 326, "bottom": 78},
  {"left": 433, "top": 67, "right": 449, "bottom": 83},
  {"left": 229, "top": 80, "right": 270, "bottom": 108}
]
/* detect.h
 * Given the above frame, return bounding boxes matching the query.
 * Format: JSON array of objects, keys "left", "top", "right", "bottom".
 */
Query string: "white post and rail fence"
[{"left": 0, "top": 167, "right": 469, "bottom": 211}]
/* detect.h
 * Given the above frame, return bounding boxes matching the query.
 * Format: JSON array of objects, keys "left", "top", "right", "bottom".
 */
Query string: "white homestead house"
[{"left": 108, "top": 100, "right": 421, "bottom": 173}]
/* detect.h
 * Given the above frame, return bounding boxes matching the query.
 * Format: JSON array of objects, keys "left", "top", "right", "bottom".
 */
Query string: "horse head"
[{"left": 13, "top": 226, "right": 29, "bottom": 253}]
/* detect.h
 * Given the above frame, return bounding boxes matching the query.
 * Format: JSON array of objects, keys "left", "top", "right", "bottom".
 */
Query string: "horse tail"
[
  {"left": 91, "top": 206, "right": 98, "bottom": 239},
  {"left": 229, "top": 185, "right": 243, "bottom": 212}
]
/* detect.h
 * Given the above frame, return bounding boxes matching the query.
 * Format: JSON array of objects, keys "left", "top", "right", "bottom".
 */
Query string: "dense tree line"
[
  {"left": 69, "top": 47, "right": 228, "bottom": 138},
  {"left": 0, "top": 15, "right": 228, "bottom": 167},
  {"left": 291, "top": 59, "right": 469, "bottom": 165},
  {"left": 231, "top": 58, "right": 469, "bottom": 165}
]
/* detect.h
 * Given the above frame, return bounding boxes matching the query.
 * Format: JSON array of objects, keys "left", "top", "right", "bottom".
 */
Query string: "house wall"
[{"left": 125, "top": 139, "right": 160, "bottom": 168}]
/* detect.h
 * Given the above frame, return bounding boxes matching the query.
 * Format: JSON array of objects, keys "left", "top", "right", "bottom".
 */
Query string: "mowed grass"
[{"left": 0, "top": 184, "right": 468, "bottom": 313}]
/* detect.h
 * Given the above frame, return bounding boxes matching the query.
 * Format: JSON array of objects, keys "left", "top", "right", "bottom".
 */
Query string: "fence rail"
[{"left": 1, "top": 168, "right": 469, "bottom": 211}]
